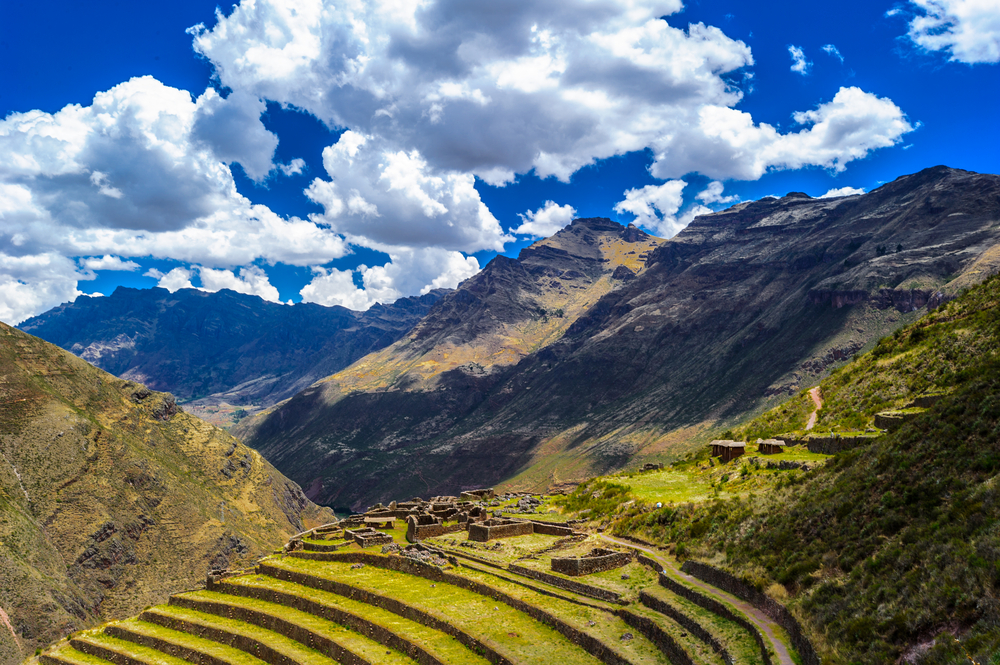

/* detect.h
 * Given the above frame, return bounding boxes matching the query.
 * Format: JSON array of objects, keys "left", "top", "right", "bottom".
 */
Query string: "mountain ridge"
[
  {"left": 18, "top": 286, "right": 446, "bottom": 426},
  {"left": 236, "top": 166, "right": 1000, "bottom": 511},
  {"left": 0, "top": 322, "right": 334, "bottom": 665}
]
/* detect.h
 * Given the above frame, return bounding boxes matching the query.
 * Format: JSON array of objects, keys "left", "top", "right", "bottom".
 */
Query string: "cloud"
[
  {"left": 300, "top": 247, "right": 479, "bottom": 310},
  {"left": 696, "top": 181, "right": 738, "bottom": 205},
  {"left": 906, "top": 0, "right": 1000, "bottom": 63},
  {"left": 788, "top": 45, "right": 812, "bottom": 74},
  {"left": 614, "top": 180, "right": 710, "bottom": 237},
  {"left": 304, "top": 131, "right": 510, "bottom": 252},
  {"left": 199, "top": 265, "right": 281, "bottom": 301},
  {"left": 146, "top": 267, "right": 196, "bottom": 292},
  {"left": 144, "top": 265, "right": 282, "bottom": 301},
  {"left": 822, "top": 44, "right": 845, "bottom": 62},
  {"left": 513, "top": 201, "right": 577, "bottom": 238},
  {"left": 79, "top": 255, "right": 141, "bottom": 271},
  {"left": 191, "top": 89, "right": 279, "bottom": 181},
  {"left": 0, "top": 252, "right": 88, "bottom": 325},
  {"left": 650, "top": 86, "right": 914, "bottom": 181},
  {"left": 819, "top": 186, "right": 866, "bottom": 198}
]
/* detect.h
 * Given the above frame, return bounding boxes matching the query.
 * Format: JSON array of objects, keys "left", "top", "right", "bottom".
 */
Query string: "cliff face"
[
  {"left": 18, "top": 287, "right": 445, "bottom": 426},
  {"left": 242, "top": 167, "right": 1000, "bottom": 510},
  {"left": 0, "top": 322, "right": 334, "bottom": 665}
]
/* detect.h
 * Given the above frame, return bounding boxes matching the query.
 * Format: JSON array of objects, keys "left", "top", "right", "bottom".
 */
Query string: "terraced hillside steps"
[
  {"left": 36, "top": 507, "right": 810, "bottom": 665},
  {"left": 261, "top": 557, "right": 613, "bottom": 665},
  {"left": 176, "top": 583, "right": 486, "bottom": 665}
]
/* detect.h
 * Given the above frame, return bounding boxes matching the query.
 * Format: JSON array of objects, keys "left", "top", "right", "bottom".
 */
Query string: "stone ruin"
[
  {"left": 550, "top": 548, "right": 634, "bottom": 576},
  {"left": 345, "top": 527, "right": 393, "bottom": 548},
  {"left": 468, "top": 518, "right": 535, "bottom": 542},
  {"left": 639, "top": 463, "right": 664, "bottom": 472}
]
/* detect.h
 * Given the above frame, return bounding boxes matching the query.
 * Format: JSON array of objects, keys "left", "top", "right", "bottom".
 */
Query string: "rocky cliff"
[
  {"left": 0, "top": 323, "right": 334, "bottom": 665},
  {"left": 18, "top": 287, "right": 444, "bottom": 426},
  {"left": 240, "top": 167, "right": 1000, "bottom": 510}
]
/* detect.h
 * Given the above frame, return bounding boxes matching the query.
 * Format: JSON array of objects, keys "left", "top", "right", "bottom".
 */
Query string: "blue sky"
[{"left": 1, "top": 0, "right": 997, "bottom": 323}]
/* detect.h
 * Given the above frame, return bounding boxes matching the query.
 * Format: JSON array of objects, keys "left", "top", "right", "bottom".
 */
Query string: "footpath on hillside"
[
  {"left": 805, "top": 387, "right": 823, "bottom": 430},
  {"left": 599, "top": 533, "right": 796, "bottom": 665}
]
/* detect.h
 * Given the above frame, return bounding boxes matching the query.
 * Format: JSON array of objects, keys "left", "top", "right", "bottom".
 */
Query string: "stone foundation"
[
  {"left": 551, "top": 548, "right": 633, "bottom": 576},
  {"left": 467, "top": 518, "right": 534, "bottom": 542}
]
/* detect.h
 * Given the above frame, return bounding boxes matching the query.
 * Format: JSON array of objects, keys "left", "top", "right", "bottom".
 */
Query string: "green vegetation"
[{"left": 590, "top": 275, "right": 1000, "bottom": 663}]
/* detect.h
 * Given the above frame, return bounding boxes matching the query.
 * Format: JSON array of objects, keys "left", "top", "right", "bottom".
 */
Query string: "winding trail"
[
  {"left": 805, "top": 387, "right": 823, "bottom": 430},
  {"left": 599, "top": 534, "right": 795, "bottom": 665}
]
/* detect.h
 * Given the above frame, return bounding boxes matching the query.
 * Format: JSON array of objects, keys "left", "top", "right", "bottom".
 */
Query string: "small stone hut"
[
  {"left": 757, "top": 438, "right": 786, "bottom": 455},
  {"left": 710, "top": 440, "right": 746, "bottom": 463}
]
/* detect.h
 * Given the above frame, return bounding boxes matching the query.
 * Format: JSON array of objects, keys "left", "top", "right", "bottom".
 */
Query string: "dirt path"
[
  {"left": 599, "top": 534, "right": 795, "bottom": 665},
  {"left": 805, "top": 387, "right": 822, "bottom": 430}
]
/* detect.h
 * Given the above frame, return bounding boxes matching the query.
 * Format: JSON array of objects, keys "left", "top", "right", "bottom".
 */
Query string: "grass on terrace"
[
  {"left": 169, "top": 591, "right": 421, "bottom": 665},
  {"left": 267, "top": 556, "right": 606, "bottom": 665},
  {"left": 217, "top": 576, "right": 490, "bottom": 665},
  {"left": 643, "top": 585, "right": 767, "bottom": 665},
  {"left": 145, "top": 605, "right": 348, "bottom": 665}
]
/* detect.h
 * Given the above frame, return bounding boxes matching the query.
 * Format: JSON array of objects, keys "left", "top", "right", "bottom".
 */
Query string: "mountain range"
[
  {"left": 233, "top": 166, "right": 1000, "bottom": 510},
  {"left": 18, "top": 287, "right": 444, "bottom": 427}
]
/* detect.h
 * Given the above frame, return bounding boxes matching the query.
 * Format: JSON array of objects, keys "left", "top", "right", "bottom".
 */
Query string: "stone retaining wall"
[
  {"left": 681, "top": 561, "right": 819, "bottom": 665},
  {"left": 467, "top": 520, "right": 534, "bottom": 542},
  {"left": 638, "top": 592, "right": 731, "bottom": 664},
  {"left": 406, "top": 517, "right": 466, "bottom": 542},
  {"left": 507, "top": 564, "right": 626, "bottom": 604},
  {"left": 781, "top": 435, "right": 874, "bottom": 455},
  {"left": 615, "top": 609, "right": 693, "bottom": 665},
  {"left": 173, "top": 588, "right": 438, "bottom": 665},
  {"left": 551, "top": 549, "right": 633, "bottom": 576},
  {"left": 290, "top": 552, "right": 633, "bottom": 665},
  {"left": 527, "top": 521, "right": 577, "bottom": 537},
  {"left": 254, "top": 563, "right": 511, "bottom": 665},
  {"left": 653, "top": 570, "right": 772, "bottom": 665},
  {"left": 135, "top": 612, "right": 315, "bottom": 665}
]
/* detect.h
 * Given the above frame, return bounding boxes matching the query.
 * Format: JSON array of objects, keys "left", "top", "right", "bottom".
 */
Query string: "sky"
[{"left": 1, "top": 0, "right": 998, "bottom": 324}]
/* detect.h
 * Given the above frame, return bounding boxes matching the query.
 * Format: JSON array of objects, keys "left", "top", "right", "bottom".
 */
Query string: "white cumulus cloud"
[
  {"left": 696, "top": 181, "right": 738, "bottom": 205},
  {"left": 78, "top": 255, "right": 141, "bottom": 271},
  {"left": 907, "top": 0, "right": 1000, "bottom": 63},
  {"left": 300, "top": 248, "right": 479, "bottom": 310},
  {"left": 819, "top": 186, "right": 866, "bottom": 198},
  {"left": 650, "top": 86, "right": 914, "bottom": 181},
  {"left": 614, "top": 180, "right": 710, "bottom": 237},
  {"left": 513, "top": 201, "right": 578, "bottom": 238},
  {"left": 788, "top": 45, "right": 812, "bottom": 74}
]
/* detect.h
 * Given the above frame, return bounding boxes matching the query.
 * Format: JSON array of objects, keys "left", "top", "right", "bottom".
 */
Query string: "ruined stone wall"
[
  {"left": 406, "top": 519, "right": 466, "bottom": 542},
  {"left": 639, "top": 592, "right": 730, "bottom": 664},
  {"left": 527, "top": 521, "right": 577, "bottom": 537},
  {"left": 550, "top": 550, "right": 632, "bottom": 576},
  {"left": 467, "top": 521, "right": 533, "bottom": 542},
  {"left": 507, "top": 564, "right": 625, "bottom": 604},
  {"left": 681, "top": 561, "right": 820, "bottom": 665},
  {"left": 615, "top": 609, "right": 694, "bottom": 665}
]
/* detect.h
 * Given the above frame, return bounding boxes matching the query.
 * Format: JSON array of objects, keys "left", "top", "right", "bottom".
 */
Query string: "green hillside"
[
  {"left": 572, "top": 274, "right": 1000, "bottom": 663},
  {"left": 0, "top": 323, "right": 333, "bottom": 665}
]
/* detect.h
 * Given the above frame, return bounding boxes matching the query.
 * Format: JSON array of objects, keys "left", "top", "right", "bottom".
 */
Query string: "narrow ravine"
[{"left": 599, "top": 534, "right": 796, "bottom": 665}]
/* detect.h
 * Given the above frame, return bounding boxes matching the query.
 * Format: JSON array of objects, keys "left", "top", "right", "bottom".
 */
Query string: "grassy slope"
[
  {"left": 590, "top": 275, "right": 1000, "bottom": 663},
  {"left": 0, "top": 323, "right": 333, "bottom": 665}
]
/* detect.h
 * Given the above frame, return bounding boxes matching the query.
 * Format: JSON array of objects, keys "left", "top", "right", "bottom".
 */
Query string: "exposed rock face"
[
  {"left": 18, "top": 287, "right": 444, "bottom": 426},
  {"left": 239, "top": 166, "right": 1000, "bottom": 510},
  {"left": 0, "top": 323, "right": 334, "bottom": 664}
]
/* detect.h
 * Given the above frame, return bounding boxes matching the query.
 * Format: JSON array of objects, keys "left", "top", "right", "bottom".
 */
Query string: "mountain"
[
  {"left": 0, "top": 322, "right": 334, "bottom": 665},
  {"left": 18, "top": 287, "right": 445, "bottom": 426},
  {"left": 236, "top": 166, "right": 1000, "bottom": 511},
  {"left": 604, "top": 270, "right": 1000, "bottom": 663}
]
